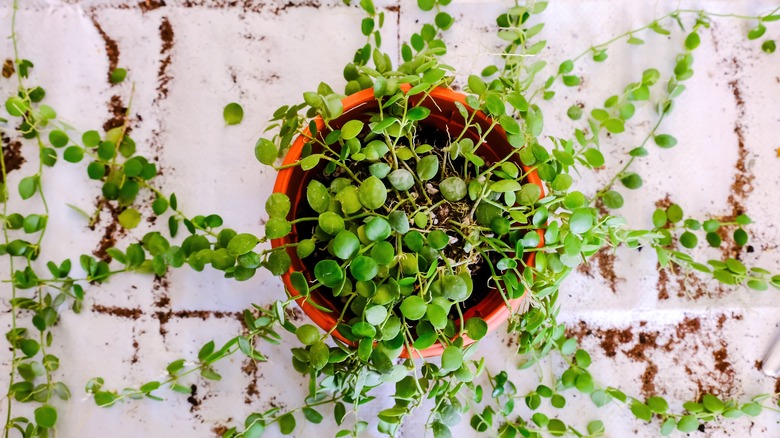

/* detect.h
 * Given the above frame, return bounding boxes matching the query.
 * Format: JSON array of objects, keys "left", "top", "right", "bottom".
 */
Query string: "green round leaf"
[
  {"left": 416, "top": 155, "right": 439, "bottom": 181},
  {"left": 350, "top": 256, "right": 379, "bottom": 281},
  {"left": 365, "top": 305, "right": 388, "bottom": 325},
  {"left": 426, "top": 304, "right": 448, "bottom": 329},
  {"left": 441, "top": 346, "right": 463, "bottom": 371},
  {"left": 399, "top": 295, "right": 426, "bottom": 320},
  {"left": 569, "top": 208, "right": 594, "bottom": 234},
  {"left": 110, "top": 68, "right": 127, "bottom": 84},
  {"left": 358, "top": 176, "right": 387, "bottom": 210},
  {"left": 441, "top": 274, "right": 468, "bottom": 301},
  {"left": 654, "top": 134, "right": 677, "bottom": 148},
  {"left": 370, "top": 241, "right": 395, "bottom": 265},
  {"left": 318, "top": 211, "right": 345, "bottom": 235},
  {"left": 118, "top": 208, "right": 141, "bottom": 229},
  {"left": 34, "top": 405, "right": 57, "bottom": 428},
  {"left": 255, "top": 138, "right": 278, "bottom": 165},
  {"left": 265, "top": 193, "right": 291, "bottom": 218},
  {"left": 296, "top": 324, "right": 320, "bottom": 345},
  {"left": 265, "top": 217, "right": 291, "bottom": 239},
  {"left": 365, "top": 217, "right": 392, "bottom": 241},
  {"left": 310, "top": 343, "right": 329, "bottom": 370},
  {"left": 63, "top": 146, "right": 84, "bottom": 163},
  {"left": 388, "top": 169, "right": 415, "bottom": 191},
  {"left": 223, "top": 102, "right": 244, "bottom": 125},
  {"left": 314, "top": 260, "right": 344, "bottom": 288},
  {"left": 48, "top": 130, "right": 69, "bottom": 148},
  {"left": 602, "top": 190, "right": 624, "bottom": 209},
  {"left": 228, "top": 233, "right": 260, "bottom": 256},
  {"left": 351, "top": 321, "right": 376, "bottom": 338},
  {"left": 388, "top": 211, "right": 410, "bottom": 234},
  {"left": 333, "top": 230, "right": 360, "bottom": 260},
  {"left": 676, "top": 415, "right": 699, "bottom": 433},
  {"left": 440, "top": 177, "right": 467, "bottom": 201},
  {"left": 341, "top": 120, "right": 364, "bottom": 140},
  {"left": 82, "top": 130, "right": 101, "bottom": 147},
  {"left": 465, "top": 317, "right": 488, "bottom": 340},
  {"left": 427, "top": 230, "right": 449, "bottom": 250},
  {"left": 307, "top": 180, "right": 331, "bottom": 213}
]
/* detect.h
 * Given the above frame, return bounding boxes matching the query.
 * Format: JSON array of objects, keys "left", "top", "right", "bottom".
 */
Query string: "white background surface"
[{"left": 1, "top": 0, "right": 779, "bottom": 436}]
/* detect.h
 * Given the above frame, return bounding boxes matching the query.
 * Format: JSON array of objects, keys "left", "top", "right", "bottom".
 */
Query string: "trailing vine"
[{"left": 2, "top": 0, "right": 779, "bottom": 437}]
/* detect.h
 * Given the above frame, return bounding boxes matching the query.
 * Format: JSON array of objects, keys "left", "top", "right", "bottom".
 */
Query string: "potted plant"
[{"left": 3, "top": 0, "right": 779, "bottom": 436}]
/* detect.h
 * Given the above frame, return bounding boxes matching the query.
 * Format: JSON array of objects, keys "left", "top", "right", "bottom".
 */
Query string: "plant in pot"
[
  {"left": 241, "top": 1, "right": 644, "bottom": 434},
  {"left": 233, "top": 1, "right": 780, "bottom": 436},
  {"left": 4, "top": 0, "right": 780, "bottom": 436}
]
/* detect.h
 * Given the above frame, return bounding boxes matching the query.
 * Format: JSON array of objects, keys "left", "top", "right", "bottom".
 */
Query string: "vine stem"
[
  {"left": 530, "top": 7, "right": 776, "bottom": 101},
  {"left": 594, "top": 110, "right": 666, "bottom": 198}
]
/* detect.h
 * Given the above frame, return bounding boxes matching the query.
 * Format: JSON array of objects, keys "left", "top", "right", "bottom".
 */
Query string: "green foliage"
[{"left": 223, "top": 102, "right": 244, "bottom": 125}]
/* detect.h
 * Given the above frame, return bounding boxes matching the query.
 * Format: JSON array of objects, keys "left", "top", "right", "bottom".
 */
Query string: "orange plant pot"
[{"left": 271, "top": 85, "right": 545, "bottom": 358}]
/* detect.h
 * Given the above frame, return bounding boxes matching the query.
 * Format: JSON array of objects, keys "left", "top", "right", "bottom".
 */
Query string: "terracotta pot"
[{"left": 271, "top": 85, "right": 545, "bottom": 358}]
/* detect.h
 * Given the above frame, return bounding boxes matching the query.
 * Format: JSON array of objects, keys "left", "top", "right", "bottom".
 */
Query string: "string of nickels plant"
[
  {"left": 85, "top": 302, "right": 290, "bottom": 407},
  {"left": 536, "top": 6, "right": 780, "bottom": 101}
]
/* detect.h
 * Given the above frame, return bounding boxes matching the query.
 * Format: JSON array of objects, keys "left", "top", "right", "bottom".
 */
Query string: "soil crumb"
[
  {"left": 1, "top": 133, "right": 25, "bottom": 181},
  {"left": 92, "top": 304, "right": 142, "bottom": 320},
  {"left": 156, "top": 17, "right": 175, "bottom": 103},
  {"left": 89, "top": 16, "right": 120, "bottom": 83},
  {"left": 139, "top": 0, "right": 166, "bottom": 12},
  {"left": 2, "top": 59, "right": 14, "bottom": 78}
]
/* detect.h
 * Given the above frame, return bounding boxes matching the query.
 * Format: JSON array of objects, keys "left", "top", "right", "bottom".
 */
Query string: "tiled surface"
[{"left": 1, "top": 0, "right": 779, "bottom": 436}]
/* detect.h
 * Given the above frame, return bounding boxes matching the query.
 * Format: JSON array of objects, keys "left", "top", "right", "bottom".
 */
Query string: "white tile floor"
[{"left": 1, "top": 0, "right": 779, "bottom": 436}]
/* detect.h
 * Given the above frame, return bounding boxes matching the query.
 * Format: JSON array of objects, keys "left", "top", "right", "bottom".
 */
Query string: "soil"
[
  {"left": 156, "top": 17, "right": 175, "bottom": 103},
  {"left": 92, "top": 198, "right": 125, "bottom": 263},
  {"left": 2, "top": 59, "right": 14, "bottom": 78},
  {"left": 89, "top": 15, "right": 120, "bottom": 83},
  {"left": 91, "top": 304, "right": 143, "bottom": 320},
  {"left": 241, "top": 358, "right": 260, "bottom": 404},
  {"left": 271, "top": 1, "right": 321, "bottom": 15},
  {"left": 1, "top": 132, "right": 25, "bottom": 181},
  {"left": 212, "top": 425, "right": 229, "bottom": 437},
  {"left": 187, "top": 384, "right": 202, "bottom": 412},
  {"left": 139, "top": 0, "right": 166, "bottom": 12},
  {"left": 103, "top": 95, "right": 127, "bottom": 132},
  {"left": 154, "top": 305, "right": 241, "bottom": 338},
  {"left": 568, "top": 313, "right": 740, "bottom": 398}
]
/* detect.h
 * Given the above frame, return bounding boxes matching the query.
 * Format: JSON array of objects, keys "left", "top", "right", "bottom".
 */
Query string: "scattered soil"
[
  {"left": 155, "top": 17, "right": 175, "bottom": 103},
  {"left": 153, "top": 275, "right": 171, "bottom": 309},
  {"left": 675, "top": 316, "right": 701, "bottom": 340},
  {"left": 641, "top": 363, "right": 659, "bottom": 396},
  {"left": 139, "top": 0, "right": 166, "bottom": 12},
  {"left": 719, "top": 75, "right": 754, "bottom": 262},
  {"left": 89, "top": 15, "right": 120, "bottom": 83},
  {"left": 568, "top": 313, "right": 740, "bottom": 398},
  {"left": 131, "top": 328, "right": 140, "bottom": 364},
  {"left": 594, "top": 247, "right": 620, "bottom": 293},
  {"left": 92, "top": 198, "right": 125, "bottom": 263},
  {"left": 103, "top": 95, "right": 127, "bottom": 132},
  {"left": 212, "top": 425, "right": 229, "bottom": 437},
  {"left": 284, "top": 306, "right": 303, "bottom": 323},
  {"left": 92, "top": 304, "right": 143, "bottom": 320},
  {"left": 242, "top": 359, "right": 260, "bottom": 404},
  {"left": 654, "top": 195, "right": 673, "bottom": 210},
  {"left": 271, "top": 1, "right": 321, "bottom": 15},
  {"left": 656, "top": 266, "right": 670, "bottom": 300},
  {"left": 187, "top": 384, "right": 202, "bottom": 412},
  {"left": 2, "top": 59, "right": 14, "bottom": 78},
  {"left": 154, "top": 308, "right": 241, "bottom": 337},
  {"left": 1, "top": 132, "right": 25, "bottom": 181}
]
